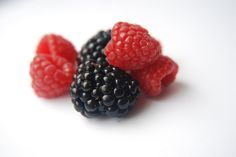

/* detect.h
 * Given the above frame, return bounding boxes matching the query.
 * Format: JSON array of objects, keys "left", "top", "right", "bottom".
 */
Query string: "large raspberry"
[
  {"left": 104, "top": 22, "right": 161, "bottom": 70},
  {"left": 131, "top": 55, "right": 178, "bottom": 96},
  {"left": 36, "top": 34, "right": 77, "bottom": 63},
  {"left": 30, "top": 54, "right": 76, "bottom": 98}
]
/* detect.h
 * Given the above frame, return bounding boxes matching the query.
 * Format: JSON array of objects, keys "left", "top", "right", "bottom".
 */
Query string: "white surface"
[{"left": 0, "top": 0, "right": 236, "bottom": 157}]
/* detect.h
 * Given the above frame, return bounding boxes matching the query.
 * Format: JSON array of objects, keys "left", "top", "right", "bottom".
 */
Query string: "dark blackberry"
[
  {"left": 70, "top": 60, "right": 140, "bottom": 118},
  {"left": 79, "top": 30, "right": 111, "bottom": 64}
]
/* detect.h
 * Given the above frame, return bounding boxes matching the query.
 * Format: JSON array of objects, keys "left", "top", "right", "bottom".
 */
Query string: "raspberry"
[
  {"left": 36, "top": 34, "right": 77, "bottom": 63},
  {"left": 79, "top": 30, "right": 111, "bottom": 64},
  {"left": 131, "top": 56, "right": 178, "bottom": 96},
  {"left": 104, "top": 22, "right": 162, "bottom": 70},
  {"left": 30, "top": 54, "right": 76, "bottom": 98},
  {"left": 70, "top": 60, "right": 140, "bottom": 117}
]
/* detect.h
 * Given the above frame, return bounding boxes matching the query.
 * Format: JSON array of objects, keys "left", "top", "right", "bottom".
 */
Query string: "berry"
[
  {"left": 131, "top": 56, "right": 178, "bottom": 96},
  {"left": 70, "top": 60, "right": 140, "bottom": 117},
  {"left": 79, "top": 30, "right": 111, "bottom": 64},
  {"left": 36, "top": 34, "right": 77, "bottom": 63},
  {"left": 30, "top": 54, "right": 76, "bottom": 98},
  {"left": 104, "top": 22, "right": 162, "bottom": 70}
]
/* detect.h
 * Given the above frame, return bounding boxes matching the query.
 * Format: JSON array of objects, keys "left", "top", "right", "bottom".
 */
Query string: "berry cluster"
[
  {"left": 105, "top": 22, "right": 178, "bottom": 96},
  {"left": 29, "top": 21, "right": 179, "bottom": 118},
  {"left": 71, "top": 30, "right": 140, "bottom": 117}
]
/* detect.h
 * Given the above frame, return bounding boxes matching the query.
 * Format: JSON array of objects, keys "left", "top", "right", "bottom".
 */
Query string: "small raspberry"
[
  {"left": 36, "top": 34, "right": 77, "bottom": 63},
  {"left": 104, "top": 22, "right": 162, "bottom": 70},
  {"left": 131, "top": 55, "right": 178, "bottom": 96},
  {"left": 30, "top": 54, "right": 76, "bottom": 98}
]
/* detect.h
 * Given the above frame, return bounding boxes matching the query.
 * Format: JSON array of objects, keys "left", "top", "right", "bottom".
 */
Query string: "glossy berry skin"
[
  {"left": 79, "top": 30, "right": 111, "bottom": 64},
  {"left": 131, "top": 55, "right": 178, "bottom": 96},
  {"left": 70, "top": 60, "right": 140, "bottom": 117},
  {"left": 105, "top": 22, "right": 162, "bottom": 71},
  {"left": 30, "top": 54, "right": 76, "bottom": 98},
  {"left": 36, "top": 34, "right": 77, "bottom": 63}
]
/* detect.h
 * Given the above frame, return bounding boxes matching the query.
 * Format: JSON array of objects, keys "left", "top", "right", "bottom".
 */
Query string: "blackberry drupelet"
[
  {"left": 79, "top": 30, "right": 111, "bottom": 64},
  {"left": 70, "top": 60, "right": 140, "bottom": 117}
]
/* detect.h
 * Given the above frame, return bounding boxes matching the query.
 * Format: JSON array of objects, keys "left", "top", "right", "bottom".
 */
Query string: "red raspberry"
[
  {"left": 30, "top": 54, "right": 76, "bottom": 98},
  {"left": 131, "top": 55, "right": 178, "bottom": 96},
  {"left": 36, "top": 34, "right": 77, "bottom": 63},
  {"left": 104, "top": 22, "right": 162, "bottom": 70}
]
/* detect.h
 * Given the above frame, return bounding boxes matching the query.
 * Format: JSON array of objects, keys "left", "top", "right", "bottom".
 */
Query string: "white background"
[{"left": 0, "top": 0, "right": 236, "bottom": 157}]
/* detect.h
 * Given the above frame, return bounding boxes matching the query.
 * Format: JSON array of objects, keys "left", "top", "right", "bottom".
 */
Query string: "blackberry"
[
  {"left": 79, "top": 30, "right": 111, "bottom": 64},
  {"left": 70, "top": 60, "right": 140, "bottom": 117}
]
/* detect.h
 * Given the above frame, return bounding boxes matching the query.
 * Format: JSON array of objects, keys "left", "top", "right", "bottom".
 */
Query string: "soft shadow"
[
  {"left": 126, "top": 81, "right": 188, "bottom": 119},
  {"left": 0, "top": 0, "right": 14, "bottom": 5},
  {"left": 39, "top": 94, "right": 71, "bottom": 107},
  {"left": 125, "top": 94, "right": 149, "bottom": 119},
  {"left": 86, "top": 81, "right": 189, "bottom": 122},
  {"left": 36, "top": 81, "right": 188, "bottom": 121},
  {"left": 151, "top": 81, "right": 188, "bottom": 101}
]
